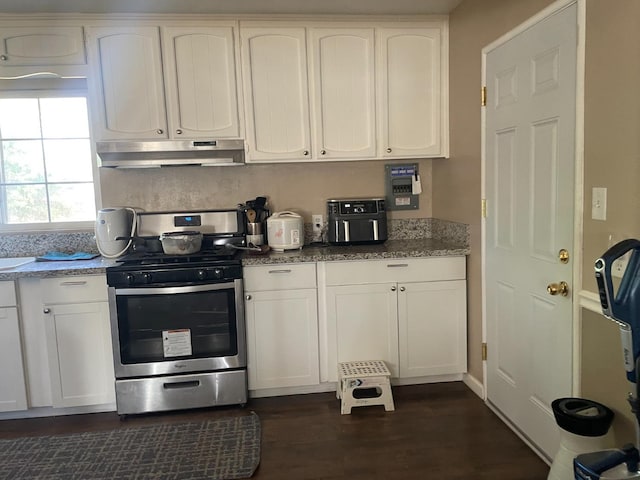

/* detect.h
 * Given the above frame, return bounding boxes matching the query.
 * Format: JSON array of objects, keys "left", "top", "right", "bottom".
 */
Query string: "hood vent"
[{"left": 97, "top": 139, "right": 245, "bottom": 168}]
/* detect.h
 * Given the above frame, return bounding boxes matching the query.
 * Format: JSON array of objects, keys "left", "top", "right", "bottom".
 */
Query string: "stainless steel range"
[{"left": 105, "top": 209, "right": 247, "bottom": 415}]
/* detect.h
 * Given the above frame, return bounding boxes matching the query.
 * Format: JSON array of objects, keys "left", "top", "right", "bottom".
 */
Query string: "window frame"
[{"left": 0, "top": 86, "right": 100, "bottom": 233}]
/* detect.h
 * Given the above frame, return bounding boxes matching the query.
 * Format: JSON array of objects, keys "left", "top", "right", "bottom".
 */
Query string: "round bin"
[{"left": 547, "top": 397, "right": 615, "bottom": 480}]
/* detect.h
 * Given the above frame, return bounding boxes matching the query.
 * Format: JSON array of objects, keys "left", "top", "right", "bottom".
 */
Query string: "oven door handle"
[{"left": 114, "top": 282, "right": 238, "bottom": 296}]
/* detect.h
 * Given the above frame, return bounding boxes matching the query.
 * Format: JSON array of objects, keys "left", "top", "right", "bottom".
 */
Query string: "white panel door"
[
  {"left": 309, "top": 28, "right": 376, "bottom": 159},
  {"left": 398, "top": 280, "right": 467, "bottom": 378},
  {"left": 327, "top": 283, "right": 399, "bottom": 379},
  {"left": 0, "top": 306, "right": 27, "bottom": 412},
  {"left": 87, "top": 27, "right": 168, "bottom": 140},
  {"left": 485, "top": 3, "right": 577, "bottom": 459},
  {"left": 163, "top": 26, "right": 241, "bottom": 139},
  {"left": 45, "top": 302, "right": 115, "bottom": 408},
  {"left": 245, "top": 289, "right": 319, "bottom": 390},
  {"left": 241, "top": 27, "right": 311, "bottom": 162},
  {"left": 377, "top": 27, "right": 443, "bottom": 158}
]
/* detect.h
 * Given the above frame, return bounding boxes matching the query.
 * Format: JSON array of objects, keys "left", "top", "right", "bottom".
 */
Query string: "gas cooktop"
[{"left": 114, "top": 244, "right": 240, "bottom": 267}]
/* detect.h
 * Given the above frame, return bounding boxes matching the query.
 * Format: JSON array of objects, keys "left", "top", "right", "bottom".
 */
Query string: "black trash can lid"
[{"left": 552, "top": 398, "right": 614, "bottom": 437}]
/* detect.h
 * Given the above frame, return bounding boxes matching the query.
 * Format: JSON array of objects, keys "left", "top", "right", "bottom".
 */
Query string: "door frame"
[{"left": 480, "top": 0, "right": 586, "bottom": 406}]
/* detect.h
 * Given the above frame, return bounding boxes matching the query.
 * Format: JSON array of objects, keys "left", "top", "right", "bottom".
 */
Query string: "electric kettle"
[{"left": 95, "top": 207, "right": 136, "bottom": 258}]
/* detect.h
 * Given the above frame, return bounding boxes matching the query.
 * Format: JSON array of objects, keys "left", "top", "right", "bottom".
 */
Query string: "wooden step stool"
[{"left": 337, "top": 360, "right": 395, "bottom": 415}]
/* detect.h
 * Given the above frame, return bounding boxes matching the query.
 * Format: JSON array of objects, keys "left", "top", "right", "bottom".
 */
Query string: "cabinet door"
[
  {"left": 86, "top": 26, "right": 168, "bottom": 141},
  {"left": 0, "top": 26, "right": 85, "bottom": 65},
  {"left": 245, "top": 289, "right": 319, "bottom": 390},
  {"left": 241, "top": 27, "right": 311, "bottom": 162},
  {"left": 44, "top": 302, "right": 115, "bottom": 408},
  {"left": 0, "top": 306, "right": 27, "bottom": 412},
  {"left": 326, "top": 283, "right": 399, "bottom": 381},
  {"left": 398, "top": 280, "right": 467, "bottom": 378},
  {"left": 163, "top": 26, "right": 241, "bottom": 139},
  {"left": 377, "top": 27, "right": 444, "bottom": 158},
  {"left": 309, "top": 28, "right": 376, "bottom": 160}
]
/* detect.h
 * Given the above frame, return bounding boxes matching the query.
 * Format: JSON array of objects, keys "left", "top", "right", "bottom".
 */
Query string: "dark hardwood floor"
[{"left": 0, "top": 382, "right": 549, "bottom": 479}]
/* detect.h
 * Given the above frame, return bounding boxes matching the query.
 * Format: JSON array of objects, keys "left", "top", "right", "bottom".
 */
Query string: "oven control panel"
[{"left": 107, "top": 264, "right": 242, "bottom": 287}]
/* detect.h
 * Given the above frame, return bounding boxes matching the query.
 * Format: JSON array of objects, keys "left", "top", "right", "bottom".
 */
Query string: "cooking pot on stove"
[
  {"left": 267, "top": 211, "right": 303, "bottom": 251},
  {"left": 158, "top": 231, "right": 203, "bottom": 255}
]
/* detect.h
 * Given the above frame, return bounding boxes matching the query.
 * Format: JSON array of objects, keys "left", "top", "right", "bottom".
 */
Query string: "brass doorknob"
[{"left": 547, "top": 281, "right": 569, "bottom": 297}]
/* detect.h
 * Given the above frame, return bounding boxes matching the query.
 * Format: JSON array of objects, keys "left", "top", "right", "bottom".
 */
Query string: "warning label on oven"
[{"left": 163, "top": 329, "right": 192, "bottom": 357}]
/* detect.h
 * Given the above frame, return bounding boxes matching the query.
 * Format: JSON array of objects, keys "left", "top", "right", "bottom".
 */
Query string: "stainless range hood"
[{"left": 97, "top": 139, "right": 245, "bottom": 168}]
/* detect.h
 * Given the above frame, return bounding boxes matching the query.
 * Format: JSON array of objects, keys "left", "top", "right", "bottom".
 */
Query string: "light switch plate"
[{"left": 592, "top": 187, "right": 607, "bottom": 221}]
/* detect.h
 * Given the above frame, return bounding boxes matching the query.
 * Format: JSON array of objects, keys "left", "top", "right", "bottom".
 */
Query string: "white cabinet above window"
[{"left": 0, "top": 26, "right": 86, "bottom": 66}]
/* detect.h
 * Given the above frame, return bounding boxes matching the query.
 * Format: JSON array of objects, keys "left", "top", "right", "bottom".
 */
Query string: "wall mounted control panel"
[{"left": 385, "top": 163, "right": 421, "bottom": 210}]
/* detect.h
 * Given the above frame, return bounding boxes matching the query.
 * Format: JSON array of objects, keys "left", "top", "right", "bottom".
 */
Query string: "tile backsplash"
[{"left": 0, "top": 232, "right": 98, "bottom": 258}]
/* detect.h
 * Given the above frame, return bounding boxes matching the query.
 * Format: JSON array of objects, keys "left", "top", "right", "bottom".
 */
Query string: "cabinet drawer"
[
  {"left": 244, "top": 263, "right": 316, "bottom": 292},
  {"left": 0, "top": 281, "right": 16, "bottom": 307},
  {"left": 324, "top": 257, "right": 465, "bottom": 286},
  {"left": 41, "top": 275, "right": 108, "bottom": 304}
]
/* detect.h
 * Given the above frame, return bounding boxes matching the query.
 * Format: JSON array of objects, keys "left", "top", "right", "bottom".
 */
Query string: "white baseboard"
[{"left": 463, "top": 373, "right": 485, "bottom": 399}]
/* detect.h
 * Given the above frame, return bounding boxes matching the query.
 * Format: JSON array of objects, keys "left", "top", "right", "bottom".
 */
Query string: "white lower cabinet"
[
  {"left": 244, "top": 264, "right": 319, "bottom": 390},
  {"left": 0, "top": 281, "right": 28, "bottom": 412},
  {"left": 41, "top": 276, "right": 115, "bottom": 408},
  {"left": 322, "top": 257, "right": 467, "bottom": 382}
]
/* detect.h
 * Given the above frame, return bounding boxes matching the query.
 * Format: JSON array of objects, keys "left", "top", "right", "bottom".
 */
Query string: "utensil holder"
[{"left": 247, "top": 222, "right": 264, "bottom": 246}]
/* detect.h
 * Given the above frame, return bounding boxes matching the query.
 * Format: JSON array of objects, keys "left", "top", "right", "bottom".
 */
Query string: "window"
[{"left": 0, "top": 89, "right": 96, "bottom": 230}]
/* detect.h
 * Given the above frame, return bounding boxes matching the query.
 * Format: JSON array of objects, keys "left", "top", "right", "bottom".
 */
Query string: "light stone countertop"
[
  {"left": 240, "top": 238, "right": 470, "bottom": 266},
  {"left": 0, "top": 238, "right": 469, "bottom": 280},
  {"left": 0, "top": 257, "right": 119, "bottom": 280}
]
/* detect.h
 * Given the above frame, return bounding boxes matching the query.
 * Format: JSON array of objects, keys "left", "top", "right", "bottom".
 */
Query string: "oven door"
[{"left": 108, "top": 279, "right": 245, "bottom": 378}]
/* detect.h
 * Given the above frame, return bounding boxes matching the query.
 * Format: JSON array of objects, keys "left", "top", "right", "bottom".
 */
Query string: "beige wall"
[
  {"left": 442, "top": 0, "right": 555, "bottom": 381},
  {"left": 99, "top": 159, "right": 433, "bottom": 222},
  {"left": 579, "top": 0, "right": 640, "bottom": 444}
]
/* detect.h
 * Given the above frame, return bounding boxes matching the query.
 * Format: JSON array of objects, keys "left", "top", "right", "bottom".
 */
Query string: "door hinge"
[
  {"left": 482, "top": 342, "right": 488, "bottom": 361},
  {"left": 481, "top": 198, "right": 487, "bottom": 218},
  {"left": 481, "top": 86, "right": 487, "bottom": 107}
]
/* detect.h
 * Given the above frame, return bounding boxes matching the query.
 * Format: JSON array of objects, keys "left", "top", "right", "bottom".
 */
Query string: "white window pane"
[
  {"left": 2, "top": 140, "right": 46, "bottom": 182},
  {"left": 44, "top": 139, "right": 93, "bottom": 182},
  {"left": 0, "top": 99, "right": 41, "bottom": 139},
  {"left": 49, "top": 183, "right": 95, "bottom": 222},
  {"left": 40, "top": 97, "right": 90, "bottom": 139},
  {"left": 5, "top": 185, "right": 48, "bottom": 223}
]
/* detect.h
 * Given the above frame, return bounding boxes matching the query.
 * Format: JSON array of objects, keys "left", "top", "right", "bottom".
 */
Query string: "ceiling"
[{"left": 0, "top": 0, "right": 463, "bottom": 15}]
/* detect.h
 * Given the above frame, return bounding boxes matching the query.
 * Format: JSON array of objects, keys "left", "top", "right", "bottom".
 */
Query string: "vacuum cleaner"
[{"left": 574, "top": 239, "right": 640, "bottom": 479}]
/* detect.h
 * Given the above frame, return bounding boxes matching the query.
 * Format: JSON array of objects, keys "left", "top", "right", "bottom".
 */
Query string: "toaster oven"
[{"left": 327, "top": 198, "right": 388, "bottom": 245}]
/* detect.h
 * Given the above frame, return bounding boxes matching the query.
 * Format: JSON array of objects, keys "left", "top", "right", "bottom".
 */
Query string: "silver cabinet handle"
[
  {"left": 387, "top": 264, "right": 408, "bottom": 268},
  {"left": 176, "top": 129, "right": 183, "bottom": 135},
  {"left": 43, "top": 308, "right": 51, "bottom": 314},
  {"left": 0, "top": 55, "right": 7, "bottom": 61},
  {"left": 400, "top": 286, "right": 406, "bottom": 292},
  {"left": 245, "top": 294, "right": 252, "bottom": 300},
  {"left": 60, "top": 281, "right": 88, "bottom": 286},
  {"left": 156, "top": 129, "right": 164, "bottom": 134},
  {"left": 321, "top": 150, "right": 326, "bottom": 155},
  {"left": 391, "top": 286, "right": 397, "bottom": 292},
  {"left": 303, "top": 150, "right": 309, "bottom": 156},
  {"left": 386, "top": 148, "right": 392, "bottom": 153},
  {"left": 268, "top": 269, "right": 292, "bottom": 274}
]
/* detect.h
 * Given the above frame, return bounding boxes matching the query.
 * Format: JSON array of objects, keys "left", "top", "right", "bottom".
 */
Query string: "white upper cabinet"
[
  {"left": 241, "top": 27, "right": 312, "bottom": 162},
  {"left": 87, "top": 26, "right": 168, "bottom": 141},
  {"left": 0, "top": 26, "right": 86, "bottom": 66},
  {"left": 377, "top": 26, "right": 448, "bottom": 158},
  {"left": 309, "top": 28, "right": 376, "bottom": 160},
  {"left": 162, "top": 26, "right": 241, "bottom": 139},
  {"left": 87, "top": 24, "right": 242, "bottom": 142}
]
